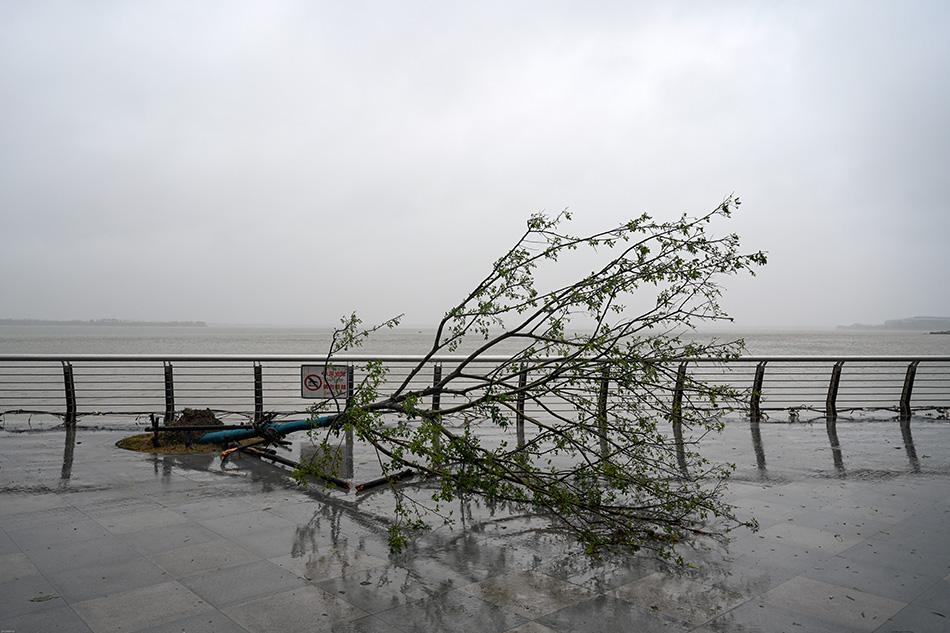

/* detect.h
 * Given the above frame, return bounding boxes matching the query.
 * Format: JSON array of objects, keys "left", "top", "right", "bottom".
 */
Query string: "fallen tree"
[{"left": 301, "top": 195, "right": 767, "bottom": 560}]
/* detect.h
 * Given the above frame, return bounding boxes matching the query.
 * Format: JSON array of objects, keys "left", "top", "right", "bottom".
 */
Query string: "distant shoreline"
[
  {"left": 0, "top": 319, "right": 207, "bottom": 327},
  {"left": 837, "top": 316, "right": 950, "bottom": 332}
]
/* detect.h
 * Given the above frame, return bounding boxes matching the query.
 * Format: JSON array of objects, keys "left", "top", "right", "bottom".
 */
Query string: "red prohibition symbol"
[{"left": 304, "top": 374, "right": 323, "bottom": 391}]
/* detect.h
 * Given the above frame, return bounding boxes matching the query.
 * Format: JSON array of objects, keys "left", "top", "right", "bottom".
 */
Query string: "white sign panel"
[{"left": 301, "top": 365, "right": 350, "bottom": 399}]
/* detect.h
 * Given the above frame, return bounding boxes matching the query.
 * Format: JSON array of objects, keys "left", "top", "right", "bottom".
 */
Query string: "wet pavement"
[{"left": 2, "top": 419, "right": 950, "bottom": 632}]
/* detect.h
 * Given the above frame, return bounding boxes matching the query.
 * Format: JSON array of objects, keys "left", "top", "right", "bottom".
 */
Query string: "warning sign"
[{"left": 301, "top": 365, "right": 350, "bottom": 399}]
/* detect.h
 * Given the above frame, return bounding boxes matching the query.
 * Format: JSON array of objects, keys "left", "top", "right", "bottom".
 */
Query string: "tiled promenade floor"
[{"left": 2, "top": 419, "right": 950, "bottom": 632}]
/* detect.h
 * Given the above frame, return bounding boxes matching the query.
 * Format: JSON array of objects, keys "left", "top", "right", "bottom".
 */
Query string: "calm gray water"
[{"left": 2, "top": 324, "right": 950, "bottom": 356}]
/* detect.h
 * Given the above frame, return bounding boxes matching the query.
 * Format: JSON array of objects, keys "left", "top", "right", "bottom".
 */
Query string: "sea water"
[{"left": 2, "top": 324, "right": 950, "bottom": 356}]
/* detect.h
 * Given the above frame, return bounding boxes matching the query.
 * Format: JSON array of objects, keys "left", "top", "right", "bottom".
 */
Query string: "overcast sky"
[{"left": 1, "top": 1, "right": 948, "bottom": 328}]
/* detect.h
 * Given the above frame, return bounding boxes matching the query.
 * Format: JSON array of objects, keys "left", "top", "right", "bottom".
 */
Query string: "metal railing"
[{"left": 1, "top": 354, "right": 949, "bottom": 430}]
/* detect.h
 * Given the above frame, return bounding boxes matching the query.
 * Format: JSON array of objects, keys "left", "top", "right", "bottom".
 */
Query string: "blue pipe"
[{"left": 198, "top": 415, "right": 337, "bottom": 444}]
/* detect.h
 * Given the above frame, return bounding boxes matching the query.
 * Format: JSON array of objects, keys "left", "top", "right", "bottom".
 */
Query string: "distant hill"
[
  {"left": 837, "top": 316, "right": 950, "bottom": 331},
  {"left": 0, "top": 318, "right": 207, "bottom": 327}
]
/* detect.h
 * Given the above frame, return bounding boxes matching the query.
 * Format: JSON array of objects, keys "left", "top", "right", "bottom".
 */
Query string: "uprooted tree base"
[{"left": 116, "top": 408, "right": 225, "bottom": 454}]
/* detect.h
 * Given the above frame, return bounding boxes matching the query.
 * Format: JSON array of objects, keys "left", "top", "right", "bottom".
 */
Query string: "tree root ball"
[{"left": 116, "top": 408, "right": 224, "bottom": 454}]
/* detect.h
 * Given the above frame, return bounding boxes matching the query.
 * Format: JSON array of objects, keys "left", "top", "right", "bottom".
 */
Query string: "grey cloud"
[{"left": 1, "top": 1, "right": 948, "bottom": 326}]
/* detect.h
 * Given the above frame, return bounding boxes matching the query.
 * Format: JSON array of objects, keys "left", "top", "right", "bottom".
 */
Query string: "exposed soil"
[
  {"left": 116, "top": 408, "right": 225, "bottom": 454},
  {"left": 115, "top": 433, "right": 220, "bottom": 454}
]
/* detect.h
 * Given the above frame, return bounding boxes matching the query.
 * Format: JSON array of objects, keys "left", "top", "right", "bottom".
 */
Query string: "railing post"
[
  {"left": 253, "top": 362, "right": 264, "bottom": 424},
  {"left": 826, "top": 361, "right": 844, "bottom": 421},
  {"left": 596, "top": 364, "right": 610, "bottom": 463},
  {"left": 899, "top": 360, "right": 920, "bottom": 422},
  {"left": 671, "top": 362, "right": 688, "bottom": 473},
  {"left": 61, "top": 361, "right": 77, "bottom": 427},
  {"left": 750, "top": 361, "right": 767, "bottom": 422},
  {"left": 516, "top": 365, "right": 527, "bottom": 450},
  {"left": 344, "top": 365, "right": 355, "bottom": 478},
  {"left": 431, "top": 363, "right": 442, "bottom": 453},
  {"left": 163, "top": 362, "right": 175, "bottom": 424}
]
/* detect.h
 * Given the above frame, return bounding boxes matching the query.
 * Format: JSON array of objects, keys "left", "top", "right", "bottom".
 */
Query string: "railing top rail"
[{"left": 0, "top": 354, "right": 949, "bottom": 363}]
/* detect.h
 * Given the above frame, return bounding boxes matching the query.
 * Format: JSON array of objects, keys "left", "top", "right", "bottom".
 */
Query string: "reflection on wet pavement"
[{"left": 1, "top": 419, "right": 950, "bottom": 632}]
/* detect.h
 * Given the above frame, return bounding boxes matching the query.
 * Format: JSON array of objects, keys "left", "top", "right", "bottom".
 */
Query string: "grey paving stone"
[
  {"left": 226, "top": 585, "right": 367, "bottom": 633},
  {"left": 838, "top": 536, "right": 950, "bottom": 579},
  {"left": 803, "top": 555, "right": 942, "bottom": 603},
  {"left": 168, "top": 497, "right": 258, "bottom": 521},
  {"left": 481, "top": 530, "right": 575, "bottom": 566},
  {"left": 0, "top": 527, "right": 21, "bottom": 555},
  {"left": 7, "top": 518, "right": 113, "bottom": 552},
  {"left": 502, "top": 623, "right": 561, "bottom": 633},
  {"left": 119, "top": 520, "right": 221, "bottom": 556},
  {"left": 537, "top": 553, "right": 657, "bottom": 592},
  {"left": 538, "top": 594, "right": 688, "bottom": 633},
  {"left": 179, "top": 559, "right": 306, "bottom": 607},
  {"left": 317, "top": 564, "right": 448, "bottom": 613},
  {"left": 757, "top": 522, "right": 863, "bottom": 555},
  {"left": 0, "top": 551, "right": 40, "bottom": 583},
  {"left": 72, "top": 580, "right": 212, "bottom": 633},
  {"left": 0, "top": 494, "right": 73, "bottom": 521},
  {"left": 6, "top": 425, "right": 950, "bottom": 633},
  {"left": 422, "top": 534, "right": 511, "bottom": 574},
  {"left": 727, "top": 535, "right": 832, "bottom": 577},
  {"left": 46, "top": 556, "right": 170, "bottom": 602},
  {"left": 463, "top": 537, "right": 553, "bottom": 573},
  {"left": 728, "top": 497, "right": 800, "bottom": 531},
  {"left": 26, "top": 534, "right": 142, "bottom": 575},
  {"left": 376, "top": 589, "right": 525, "bottom": 633},
  {"left": 270, "top": 549, "right": 388, "bottom": 583},
  {"left": 97, "top": 508, "right": 190, "bottom": 535},
  {"left": 224, "top": 525, "right": 304, "bottom": 559},
  {"left": 612, "top": 571, "right": 749, "bottom": 627},
  {"left": 134, "top": 609, "right": 248, "bottom": 633},
  {"left": 78, "top": 496, "right": 163, "bottom": 519},
  {"left": 0, "top": 505, "right": 88, "bottom": 531},
  {"left": 761, "top": 575, "right": 905, "bottom": 632},
  {"left": 316, "top": 614, "right": 410, "bottom": 633},
  {"left": 869, "top": 509, "right": 950, "bottom": 542},
  {"left": 198, "top": 509, "right": 295, "bottom": 538},
  {"left": 150, "top": 538, "right": 260, "bottom": 578},
  {"left": 703, "top": 599, "right": 853, "bottom": 632},
  {"left": 0, "top": 573, "right": 65, "bottom": 619},
  {"left": 401, "top": 554, "right": 492, "bottom": 589},
  {"left": 906, "top": 578, "right": 950, "bottom": 617},
  {"left": 261, "top": 499, "right": 325, "bottom": 523},
  {"left": 460, "top": 570, "right": 593, "bottom": 620},
  {"left": 874, "top": 604, "right": 950, "bottom": 633},
  {"left": 766, "top": 507, "right": 890, "bottom": 539},
  {"left": 0, "top": 604, "right": 93, "bottom": 633}
]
